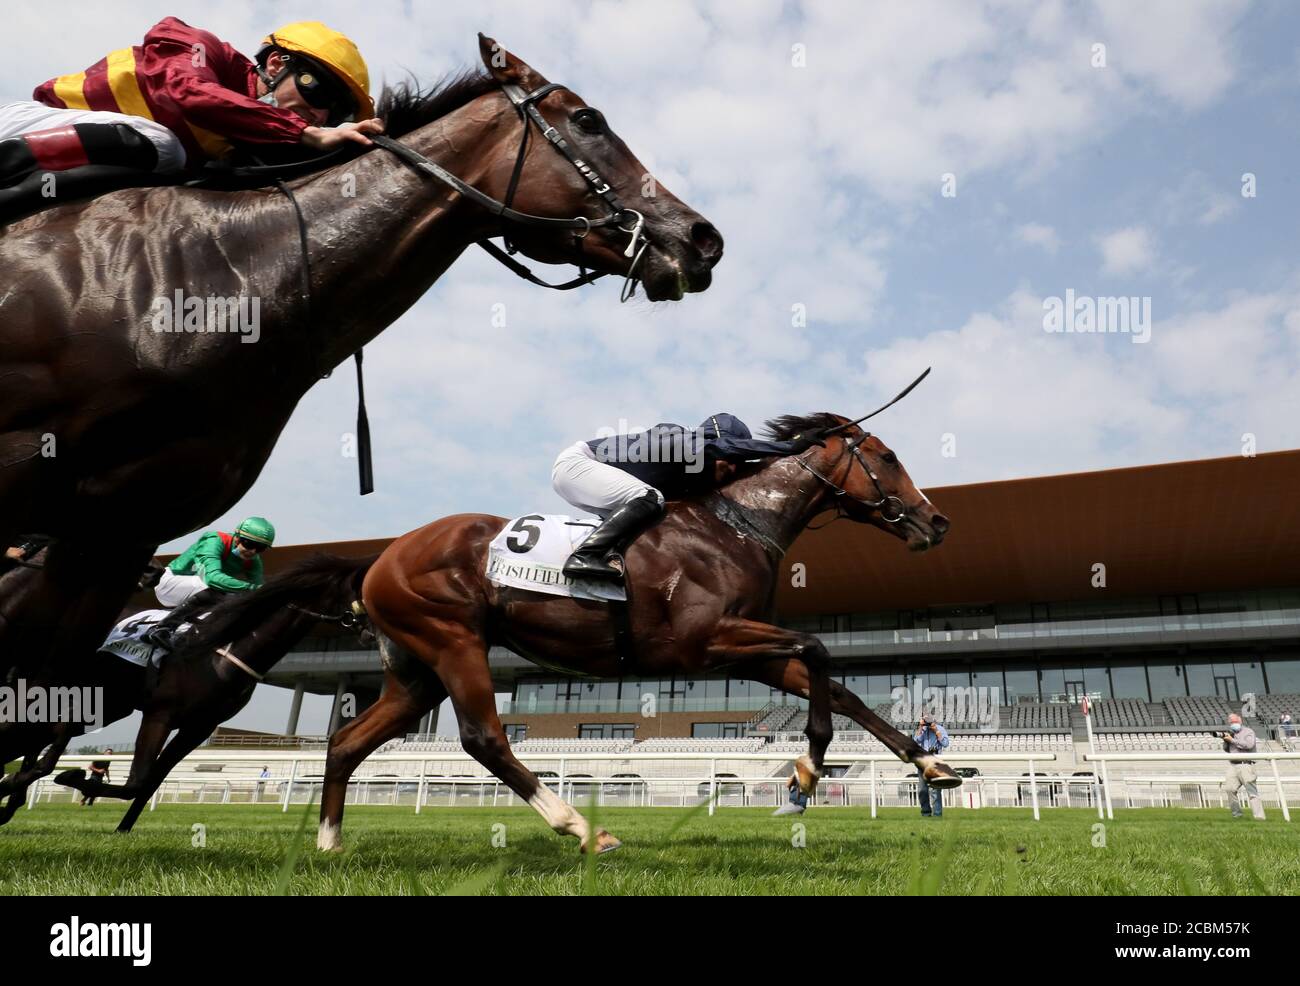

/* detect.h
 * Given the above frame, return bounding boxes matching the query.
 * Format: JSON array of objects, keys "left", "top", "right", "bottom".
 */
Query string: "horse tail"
[{"left": 173, "top": 552, "right": 378, "bottom": 659}]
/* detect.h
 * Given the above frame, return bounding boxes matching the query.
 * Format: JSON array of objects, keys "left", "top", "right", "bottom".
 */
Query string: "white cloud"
[
  {"left": 1097, "top": 225, "right": 1156, "bottom": 276},
  {"left": 1094, "top": 0, "right": 1250, "bottom": 110},
  {"left": 1016, "top": 222, "right": 1061, "bottom": 253},
  {"left": 851, "top": 284, "right": 1300, "bottom": 490}
]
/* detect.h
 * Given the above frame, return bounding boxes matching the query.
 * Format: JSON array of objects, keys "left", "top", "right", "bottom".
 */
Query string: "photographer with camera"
[
  {"left": 915, "top": 714, "right": 951, "bottom": 818},
  {"left": 1218, "top": 713, "right": 1265, "bottom": 820}
]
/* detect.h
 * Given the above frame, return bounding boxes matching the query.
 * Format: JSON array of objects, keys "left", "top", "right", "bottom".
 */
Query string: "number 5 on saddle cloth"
[{"left": 485, "top": 514, "right": 628, "bottom": 603}]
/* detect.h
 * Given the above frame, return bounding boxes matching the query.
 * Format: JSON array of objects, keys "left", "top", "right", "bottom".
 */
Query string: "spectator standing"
[
  {"left": 915, "top": 715, "right": 950, "bottom": 818},
  {"left": 1219, "top": 714, "right": 1265, "bottom": 820}
]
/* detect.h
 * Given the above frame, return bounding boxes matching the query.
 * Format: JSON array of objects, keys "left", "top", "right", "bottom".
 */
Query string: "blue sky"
[{"left": 10, "top": 0, "right": 1297, "bottom": 739}]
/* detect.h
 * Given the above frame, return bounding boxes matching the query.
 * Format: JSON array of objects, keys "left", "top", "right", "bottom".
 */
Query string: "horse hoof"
[
  {"left": 53, "top": 768, "right": 85, "bottom": 789},
  {"left": 794, "top": 755, "right": 821, "bottom": 795},
  {"left": 924, "top": 760, "right": 963, "bottom": 790},
  {"left": 582, "top": 829, "right": 622, "bottom": 854}
]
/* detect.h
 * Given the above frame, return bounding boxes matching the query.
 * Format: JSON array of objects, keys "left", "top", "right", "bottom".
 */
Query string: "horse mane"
[
  {"left": 761, "top": 412, "right": 844, "bottom": 442},
  {"left": 172, "top": 552, "right": 376, "bottom": 661},
  {"left": 703, "top": 412, "right": 846, "bottom": 491},
  {"left": 378, "top": 69, "right": 499, "bottom": 138}
]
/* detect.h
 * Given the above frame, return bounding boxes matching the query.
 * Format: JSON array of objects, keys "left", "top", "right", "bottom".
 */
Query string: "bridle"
[
  {"left": 371, "top": 79, "right": 649, "bottom": 302},
  {"left": 287, "top": 599, "right": 374, "bottom": 645},
  {"left": 787, "top": 366, "right": 936, "bottom": 528},
  {"left": 214, "top": 599, "right": 371, "bottom": 682},
  {"left": 287, "top": 599, "right": 367, "bottom": 631},
  {"left": 794, "top": 434, "right": 908, "bottom": 527}
]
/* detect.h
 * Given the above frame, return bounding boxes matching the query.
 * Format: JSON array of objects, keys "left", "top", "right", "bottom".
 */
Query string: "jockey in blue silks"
[{"left": 551, "top": 413, "right": 818, "bottom": 581}]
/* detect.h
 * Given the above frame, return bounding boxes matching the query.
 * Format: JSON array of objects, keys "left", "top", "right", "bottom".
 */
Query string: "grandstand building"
[{"left": 166, "top": 450, "right": 1300, "bottom": 751}]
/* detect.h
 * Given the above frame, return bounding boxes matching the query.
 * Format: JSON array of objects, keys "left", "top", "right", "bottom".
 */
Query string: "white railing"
[
  {"left": 1083, "top": 751, "right": 1300, "bottom": 822},
  {"left": 37, "top": 751, "right": 1061, "bottom": 820}
]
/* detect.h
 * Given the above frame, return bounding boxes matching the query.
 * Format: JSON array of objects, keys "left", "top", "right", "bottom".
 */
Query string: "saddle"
[{"left": 0, "top": 146, "right": 354, "bottom": 228}]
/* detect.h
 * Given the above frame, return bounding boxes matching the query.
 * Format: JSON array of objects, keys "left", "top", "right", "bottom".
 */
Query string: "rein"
[
  {"left": 216, "top": 599, "right": 368, "bottom": 681},
  {"left": 286, "top": 601, "right": 363, "bottom": 629},
  {"left": 269, "top": 78, "right": 649, "bottom": 496}
]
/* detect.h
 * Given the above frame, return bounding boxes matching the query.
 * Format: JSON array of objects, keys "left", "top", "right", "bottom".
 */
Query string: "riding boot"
[
  {"left": 142, "top": 587, "right": 224, "bottom": 651},
  {"left": 0, "top": 137, "right": 38, "bottom": 188},
  {"left": 562, "top": 490, "right": 665, "bottom": 582},
  {"left": 0, "top": 123, "right": 158, "bottom": 188}
]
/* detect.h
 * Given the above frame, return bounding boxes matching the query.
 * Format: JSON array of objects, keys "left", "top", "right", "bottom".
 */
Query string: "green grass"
[{"left": 0, "top": 802, "right": 1293, "bottom": 895}]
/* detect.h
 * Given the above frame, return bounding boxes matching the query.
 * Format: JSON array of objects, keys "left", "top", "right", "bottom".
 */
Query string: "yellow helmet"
[{"left": 260, "top": 22, "right": 373, "bottom": 121}]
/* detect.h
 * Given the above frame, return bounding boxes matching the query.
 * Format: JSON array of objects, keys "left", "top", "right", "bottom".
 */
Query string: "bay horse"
[
  {"left": 313, "top": 416, "right": 956, "bottom": 854},
  {"left": 0, "top": 35, "right": 722, "bottom": 679},
  {"left": 1, "top": 553, "right": 372, "bottom": 828}
]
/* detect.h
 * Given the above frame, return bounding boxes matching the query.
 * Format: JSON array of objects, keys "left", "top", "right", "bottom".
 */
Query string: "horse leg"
[
  {"left": 116, "top": 724, "right": 211, "bottom": 833},
  {"left": 705, "top": 618, "right": 834, "bottom": 795},
  {"left": 392, "top": 625, "right": 619, "bottom": 853},
  {"left": 742, "top": 657, "right": 961, "bottom": 789},
  {"left": 0, "top": 727, "right": 73, "bottom": 824},
  {"left": 317, "top": 670, "right": 444, "bottom": 852},
  {"left": 56, "top": 706, "right": 171, "bottom": 800},
  {"left": 0, "top": 747, "right": 39, "bottom": 795}
]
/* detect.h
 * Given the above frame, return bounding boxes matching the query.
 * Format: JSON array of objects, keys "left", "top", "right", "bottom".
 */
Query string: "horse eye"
[
  {"left": 572, "top": 109, "right": 606, "bottom": 134},
  {"left": 882, "top": 451, "right": 897, "bottom": 465}
]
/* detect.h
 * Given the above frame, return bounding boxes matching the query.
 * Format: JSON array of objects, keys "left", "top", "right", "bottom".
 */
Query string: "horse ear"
[{"left": 478, "top": 34, "right": 545, "bottom": 90}]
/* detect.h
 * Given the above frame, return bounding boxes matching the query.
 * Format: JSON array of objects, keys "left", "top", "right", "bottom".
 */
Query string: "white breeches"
[
  {"left": 154, "top": 569, "right": 208, "bottom": 608},
  {"left": 551, "top": 441, "right": 658, "bottom": 518},
  {"left": 0, "top": 100, "right": 187, "bottom": 173}
]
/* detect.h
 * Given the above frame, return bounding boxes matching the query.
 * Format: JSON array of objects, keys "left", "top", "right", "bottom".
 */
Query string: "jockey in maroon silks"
[{"left": 0, "top": 18, "right": 382, "bottom": 187}]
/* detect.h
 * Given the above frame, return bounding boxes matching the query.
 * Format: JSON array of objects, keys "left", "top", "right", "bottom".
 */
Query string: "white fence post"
[
  {"left": 281, "top": 758, "right": 298, "bottom": 813},
  {"left": 869, "top": 760, "right": 877, "bottom": 819},
  {"left": 1271, "top": 759, "right": 1291, "bottom": 822},
  {"left": 1028, "top": 758, "right": 1040, "bottom": 821}
]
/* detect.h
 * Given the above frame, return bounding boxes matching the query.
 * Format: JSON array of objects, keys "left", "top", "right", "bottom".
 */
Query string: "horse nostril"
[
  {"left": 691, "top": 221, "right": 724, "bottom": 265},
  {"left": 931, "top": 514, "right": 951, "bottom": 535}
]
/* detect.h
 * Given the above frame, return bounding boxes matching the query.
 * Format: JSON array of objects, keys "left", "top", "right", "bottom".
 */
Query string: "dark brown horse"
[
  {"left": 0, "top": 35, "right": 722, "bottom": 677},
  {"left": 315, "top": 417, "right": 956, "bottom": 854},
  {"left": 3, "top": 553, "right": 372, "bottom": 828}
]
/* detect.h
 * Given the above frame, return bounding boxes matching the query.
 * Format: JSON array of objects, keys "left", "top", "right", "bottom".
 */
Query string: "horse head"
[
  {"left": 801, "top": 424, "right": 950, "bottom": 551},
  {"left": 470, "top": 35, "right": 723, "bottom": 301}
]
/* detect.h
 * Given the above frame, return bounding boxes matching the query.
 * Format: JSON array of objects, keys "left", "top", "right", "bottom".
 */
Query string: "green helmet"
[{"left": 235, "top": 516, "right": 276, "bottom": 547}]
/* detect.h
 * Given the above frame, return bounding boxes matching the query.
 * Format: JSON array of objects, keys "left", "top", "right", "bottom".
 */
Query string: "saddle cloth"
[
  {"left": 98, "top": 609, "right": 194, "bottom": 669},
  {"left": 485, "top": 514, "right": 626, "bottom": 602}
]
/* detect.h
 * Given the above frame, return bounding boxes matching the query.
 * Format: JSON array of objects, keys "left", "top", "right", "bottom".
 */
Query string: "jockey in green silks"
[{"left": 144, "top": 516, "right": 275, "bottom": 650}]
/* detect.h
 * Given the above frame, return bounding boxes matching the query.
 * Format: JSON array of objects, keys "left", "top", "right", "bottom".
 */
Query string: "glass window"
[
  {"left": 972, "top": 666, "right": 1004, "bottom": 705},
  {"left": 1147, "top": 660, "right": 1186, "bottom": 700},
  {"left": 580, "top": 723, "right": 635, "bottom": 739},
  {"left": 1266, "top": 657, "right": 1300, "bottom": 693},
  {"left": 1082, "top": 662, "right": 1110, "bottom": 699},
  {"left": 1039, "top": 666, "right": 1067, "bottom": 702},
  {"left": 1004, "top": 664, "right": 1038, "bottom": 703},
  {"left": 1183, "top": 661, "right": 1215, "bottom": 696},
  {"left": 1232, "top": 660, "right": 1266, "bottom": 699},
  {"left": 1109, "top": 662, "right": 1148, "bottom": 701},
  {"left": 533, "top": 681, "right": 557, "bottom": 708}
]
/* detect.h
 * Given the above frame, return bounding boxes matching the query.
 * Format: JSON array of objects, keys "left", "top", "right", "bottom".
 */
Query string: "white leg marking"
[
  {"left": 528, "top": 786, "right": 591, "bottom": 842},
  {"left": 317, "top": 819, "right": 342, "bottom": 852}
]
